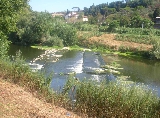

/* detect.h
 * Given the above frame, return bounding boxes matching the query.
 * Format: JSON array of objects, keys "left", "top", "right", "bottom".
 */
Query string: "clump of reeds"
[{"left": 63, "top": 76, "right": 160, "bottom": 118}]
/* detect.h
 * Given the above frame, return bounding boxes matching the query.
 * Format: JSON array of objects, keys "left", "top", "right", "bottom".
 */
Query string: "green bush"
[
  {"left": 99, "top": 25, "right": 108, "bottom": 32},
  {"left": 52, "top": 22, "right": 78, "bottom": 46},
  {"left": 151, "top": 37, "right": 160, "bottom": 59},
  {"left": 42, "top": 35, "right": 63, "bottom": 47},
  {"left": 0, "top": 32, "right": 10, "bottom": 58},
  {"left": 107, "top": 20, "right": 119, "bottom": 32}
]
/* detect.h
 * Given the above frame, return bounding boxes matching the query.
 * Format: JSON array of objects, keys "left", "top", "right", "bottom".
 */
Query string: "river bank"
[
  {"left": 79, "top": 33, "right": 154, "bottom": 60},
  {"left": 0, "top": 78, "right": 81, "bottom": 118}
]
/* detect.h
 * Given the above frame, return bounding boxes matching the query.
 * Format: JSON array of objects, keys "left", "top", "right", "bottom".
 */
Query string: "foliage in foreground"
[{"left": 63, "top": 76, "right": 160, "bottom": 118}]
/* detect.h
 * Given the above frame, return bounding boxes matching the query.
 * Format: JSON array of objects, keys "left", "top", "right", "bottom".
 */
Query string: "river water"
[{"left": 8, "top": 44, "right": 160, "bottom": 96}]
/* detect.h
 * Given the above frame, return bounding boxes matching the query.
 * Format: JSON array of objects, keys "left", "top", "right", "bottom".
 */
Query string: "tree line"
[{"left": 83, "top": 0, "right": 160, "bottom": 28}]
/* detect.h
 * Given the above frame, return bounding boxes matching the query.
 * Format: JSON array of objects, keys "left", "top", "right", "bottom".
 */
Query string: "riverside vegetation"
[{"left": 1, "top": 0, "right": 160, "bottom": 117}]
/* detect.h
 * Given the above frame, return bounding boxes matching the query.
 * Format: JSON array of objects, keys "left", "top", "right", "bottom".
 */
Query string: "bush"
[
  {"left": 99, "top": 25, "right": 108, "bottom": 32},
  {"left": 42, "top": 35, "right": 63, "bottom": 47},
  {"left": 0, "top": 31, "right": 10, "bottom": 58},
  {"left": 107, "top": 20, "right": 119, "bottom": 32},
  {"left": 51, "top": 20, "right": 78, "bottom": 46},
  {"left": 151, "top": 37, "right": 160, "bottom": 59}
]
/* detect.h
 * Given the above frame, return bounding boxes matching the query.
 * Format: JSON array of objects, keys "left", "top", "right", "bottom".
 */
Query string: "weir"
[{"left": 8, "top": 44, "right": 160, "bottom": 96}]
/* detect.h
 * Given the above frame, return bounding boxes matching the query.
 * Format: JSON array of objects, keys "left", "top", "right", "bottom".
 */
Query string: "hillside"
[
  {"left": 88, "top": 34, "right": 153, "bottom": 51},
  {"left": 0, "top": 78, "right": 80, "bottom": 118}
]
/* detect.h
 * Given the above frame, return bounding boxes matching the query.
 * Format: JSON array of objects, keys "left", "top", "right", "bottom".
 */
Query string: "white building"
[{"left": 83, "top": 16, "right": 88, "bottom": 22}]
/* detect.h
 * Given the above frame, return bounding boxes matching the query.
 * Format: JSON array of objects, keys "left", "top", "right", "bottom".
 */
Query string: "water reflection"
[
  {"left": 102, "top": 54, "right": 160, "bottom": 96},
  {"left": 8, "top": 44, "right": 45, "bottom": 61}
]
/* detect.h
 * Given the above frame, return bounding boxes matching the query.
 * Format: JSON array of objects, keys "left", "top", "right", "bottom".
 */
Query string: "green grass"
[
  {"left": 69, "top": 45, "right": 84, "bottom": 51},
  {"left": 31, "top": 45, "right": 63, "bottom": 50},
  {"left": 116, "top": 27, "right": 160, "bottom": 36},
  {"left": 115, "top": 34, "right": 153, "bottom": 45}
]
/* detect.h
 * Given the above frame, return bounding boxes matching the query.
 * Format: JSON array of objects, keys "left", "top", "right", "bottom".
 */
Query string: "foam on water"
[{"left": 66, "top": 52, "right": 83, "bottom": 73}]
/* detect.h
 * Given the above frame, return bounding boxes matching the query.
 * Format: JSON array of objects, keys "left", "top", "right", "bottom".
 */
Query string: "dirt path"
[
  {"left": 88, "top": 34, "right": 153, "bottom": 51},
  {"left": 0, "top": 79, "right": 80, "bottom": 118}
]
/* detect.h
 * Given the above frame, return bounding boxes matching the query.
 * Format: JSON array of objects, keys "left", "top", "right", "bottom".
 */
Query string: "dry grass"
[
  {"left": 0, "top": 78, "right": 81, "bottom": 118},
  {"left": 88, "top": 34, "right": 153, "bottom": 51}
]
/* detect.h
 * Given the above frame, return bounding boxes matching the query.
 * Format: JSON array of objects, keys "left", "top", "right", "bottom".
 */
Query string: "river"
[{"left": 8, "top": 44, "right": 160, "bottom": 96}]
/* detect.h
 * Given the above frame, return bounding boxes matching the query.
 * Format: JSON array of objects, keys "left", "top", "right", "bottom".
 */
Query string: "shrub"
[
  {"left": 107, "top": 20, "right": 119, "bottom": 32},
  {"left": 51, "top": 20, "right": 78, "bottom": 46},
  {"left": 42, "top": 35, "right": 63, "bottom": 47},
  {"left": 151, "top": 37, "right": 160, "bottom": 59},
  {"left": 0, "top": 31, "right": 10, "bottom": 58}
]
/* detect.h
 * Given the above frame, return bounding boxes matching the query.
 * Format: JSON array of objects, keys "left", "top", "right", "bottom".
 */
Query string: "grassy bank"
[
  {"left": 77, "top": 30, "right": 157, "bottom": 59},
  {"left": 75, "top": 25, "right": 160, "bottom": 60}
]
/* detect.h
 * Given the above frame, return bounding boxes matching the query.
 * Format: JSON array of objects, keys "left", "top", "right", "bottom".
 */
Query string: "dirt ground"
[
  {"left": 0, "top": 79, "right": 81, "bottom": 118},
  {"left": 88, "top": 34, "right": 153, "bottom": 51}
]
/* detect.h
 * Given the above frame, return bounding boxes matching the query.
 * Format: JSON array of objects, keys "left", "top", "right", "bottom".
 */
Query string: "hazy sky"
[{"left": 29, "top": 0, "right": 119, "bottom": 13}]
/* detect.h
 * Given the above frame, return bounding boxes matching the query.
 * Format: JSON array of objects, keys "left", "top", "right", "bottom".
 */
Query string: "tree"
[
  {"left": 107, "top": 20, "right": 119, "bottom": 32},
  {"left": 15, "top": 11, "right": 78, "bottom": 46},
  {"left": 139, "top": 0, "right": 153, "bottom": 7},
  {"left": 17, "top": 11, "right": 55, "bottom": 45},
  {"left": 0, "top": 0, "right": 28, "bottom": 58},
  {"left": 84, "top": 7, "right": 89, "bottom": 16},
  {"left": 120, "top": 15, "right": 130, "bottom": 27},
  {"left": 0, "top": 0, "right": 28, "bottom": 35},
  {"left": 100, "top": 7, "right": 116, "bottom": 21},
  {"left": 130, "top": 13, "right": 153, "bottom": 28}
]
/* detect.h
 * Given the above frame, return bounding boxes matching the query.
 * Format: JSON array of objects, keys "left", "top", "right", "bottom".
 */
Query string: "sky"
[{"left": 29, "top": 0, "right": 119, "bottom": 13}]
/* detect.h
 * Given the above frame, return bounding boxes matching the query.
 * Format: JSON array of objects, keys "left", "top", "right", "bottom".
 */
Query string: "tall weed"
[{"left": 63, "top": 77, "right": 160, "bottom": 118}]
